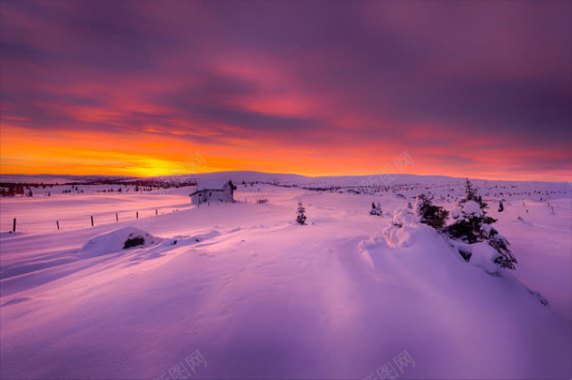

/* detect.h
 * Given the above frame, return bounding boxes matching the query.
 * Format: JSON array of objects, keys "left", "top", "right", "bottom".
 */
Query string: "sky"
[{"left": 1, "top": 0, "right": 571, "bottom": 181}]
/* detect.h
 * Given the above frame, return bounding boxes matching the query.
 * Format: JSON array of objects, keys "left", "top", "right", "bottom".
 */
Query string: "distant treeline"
[{"left": 0, "top": 178, "right": 198, "bottom": 197}]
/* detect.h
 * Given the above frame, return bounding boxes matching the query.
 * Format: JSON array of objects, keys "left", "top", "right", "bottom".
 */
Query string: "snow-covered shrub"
[
  {"left": 369, "top": 201, "right": 382, "bottom": 216},
  {"left": 296, "top": 202, "right": 307, "bottom": 225},
  {"left": 446, "top": 179, "right": 517, "bottom": 270},
  {"left": 468, "top": 242, "right": 504, "bottom": 274},
  {"left": 415, "top": 194, "right": 449, "bottom": 229},
  {"left": 486, "top": 227, "right": 513, "bottom": 268},
  {"left": 390, "top": 207, "right": 418, "bottom": 228},
  {"left": 383, "top": 208, "right": 419, "bottom": 248}
]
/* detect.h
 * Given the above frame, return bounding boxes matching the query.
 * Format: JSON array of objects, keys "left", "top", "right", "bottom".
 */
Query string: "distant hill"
[{"left": 1, "top": 171, "right": 570, "bottom": 187}]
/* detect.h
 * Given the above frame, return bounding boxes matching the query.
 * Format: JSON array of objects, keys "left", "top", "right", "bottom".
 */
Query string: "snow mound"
[
  {"left": 376, "top": 215, "right": 551, "bottom": 309},
  {"left": 79, "top": 227, "right": 162, "bottom": 258},
  {"left": 358, "top": 236, "right": 388, "bottom": 269},
  {"left": 383, "top": 208, "right": 421, "bottom": 248}
]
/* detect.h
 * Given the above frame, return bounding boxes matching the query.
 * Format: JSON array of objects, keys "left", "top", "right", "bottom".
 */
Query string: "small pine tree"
[
  {"left": 464, "top": 178, "right": 479, "bottom": 202},
  {"left": 447, "top": 179, "right": 517, "bottom": 269},
  {"left": 296, "top": 202, "right": 307, "bottom": 225},
  {"left": 416, "top": 194, "right": 449, "bottom": 229},
  {"left": 369, "top": 201, "right": 382, "bottom": 216}
]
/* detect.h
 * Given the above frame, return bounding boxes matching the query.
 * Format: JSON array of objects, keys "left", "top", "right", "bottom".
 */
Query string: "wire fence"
[
  {"left": 3, "top": 205, "right": 191, "bottom": 235},
  {"left": 2, "top": 196, "right": 274, "bottom": 235}
]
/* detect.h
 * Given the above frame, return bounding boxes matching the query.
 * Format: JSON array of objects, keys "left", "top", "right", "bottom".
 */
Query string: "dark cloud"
[{"left": 382, "top": 76, "right": 572, "bottom": 142}]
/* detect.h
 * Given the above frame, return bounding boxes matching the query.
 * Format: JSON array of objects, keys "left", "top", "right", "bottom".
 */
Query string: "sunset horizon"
[{"left": 1, "top": 167, "right": 571, "bottom": 183}]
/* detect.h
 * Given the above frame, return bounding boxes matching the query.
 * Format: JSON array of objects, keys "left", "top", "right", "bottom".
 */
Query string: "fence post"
[
  {"left": 12, "top": 218, "right": 16, "bottom": 233},
  {"left": 90, "top": 216, "right": 94, "bottom": 227},
  {"left": 116, "top": 213, "right": 119, "bottom": 222},
  {"left": 136, "top": 211, "right": 139, "bottom": 219},
  {"left": 155, "top": 209, "right": 158, "bottom": 216},
  {"left": 56, "top": 221, "right": 60, "bottom": 231}
]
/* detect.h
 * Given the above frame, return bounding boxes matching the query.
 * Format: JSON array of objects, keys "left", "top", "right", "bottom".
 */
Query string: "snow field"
[{"left": 1, "top": 181, "right": 570, "bottom": 379}]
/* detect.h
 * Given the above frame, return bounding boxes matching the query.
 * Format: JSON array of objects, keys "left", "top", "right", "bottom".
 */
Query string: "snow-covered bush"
[
  {"left": 369, "top": 201, "right": 382, "bottom": 216},
  {"left": 383, "top": 207, "right": 419, "bottom": 248},
  {"left": 465, "top": 242, "right": 504, "bottom": 274},
  {"left": 415, "top": 194, "right": 449, "bottom": 229},
  {"left": 296, "top": 202, "right": 307, "bottom": 225},
  {"left": 446, "top": 179, "right": 517, "bottom": 270},
  {"left": 390, "top": 207, "right": 418, "bottom": 228}
]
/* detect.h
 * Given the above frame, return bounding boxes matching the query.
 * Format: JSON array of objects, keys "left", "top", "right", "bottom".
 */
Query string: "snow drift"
[{"left": 78, "top": 227, "right": 162, "bottom": 258}]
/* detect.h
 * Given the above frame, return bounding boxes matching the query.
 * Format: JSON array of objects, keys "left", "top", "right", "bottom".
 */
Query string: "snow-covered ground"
[{"left": 1, "top": 174, "right": 570, "bottom": 379}]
